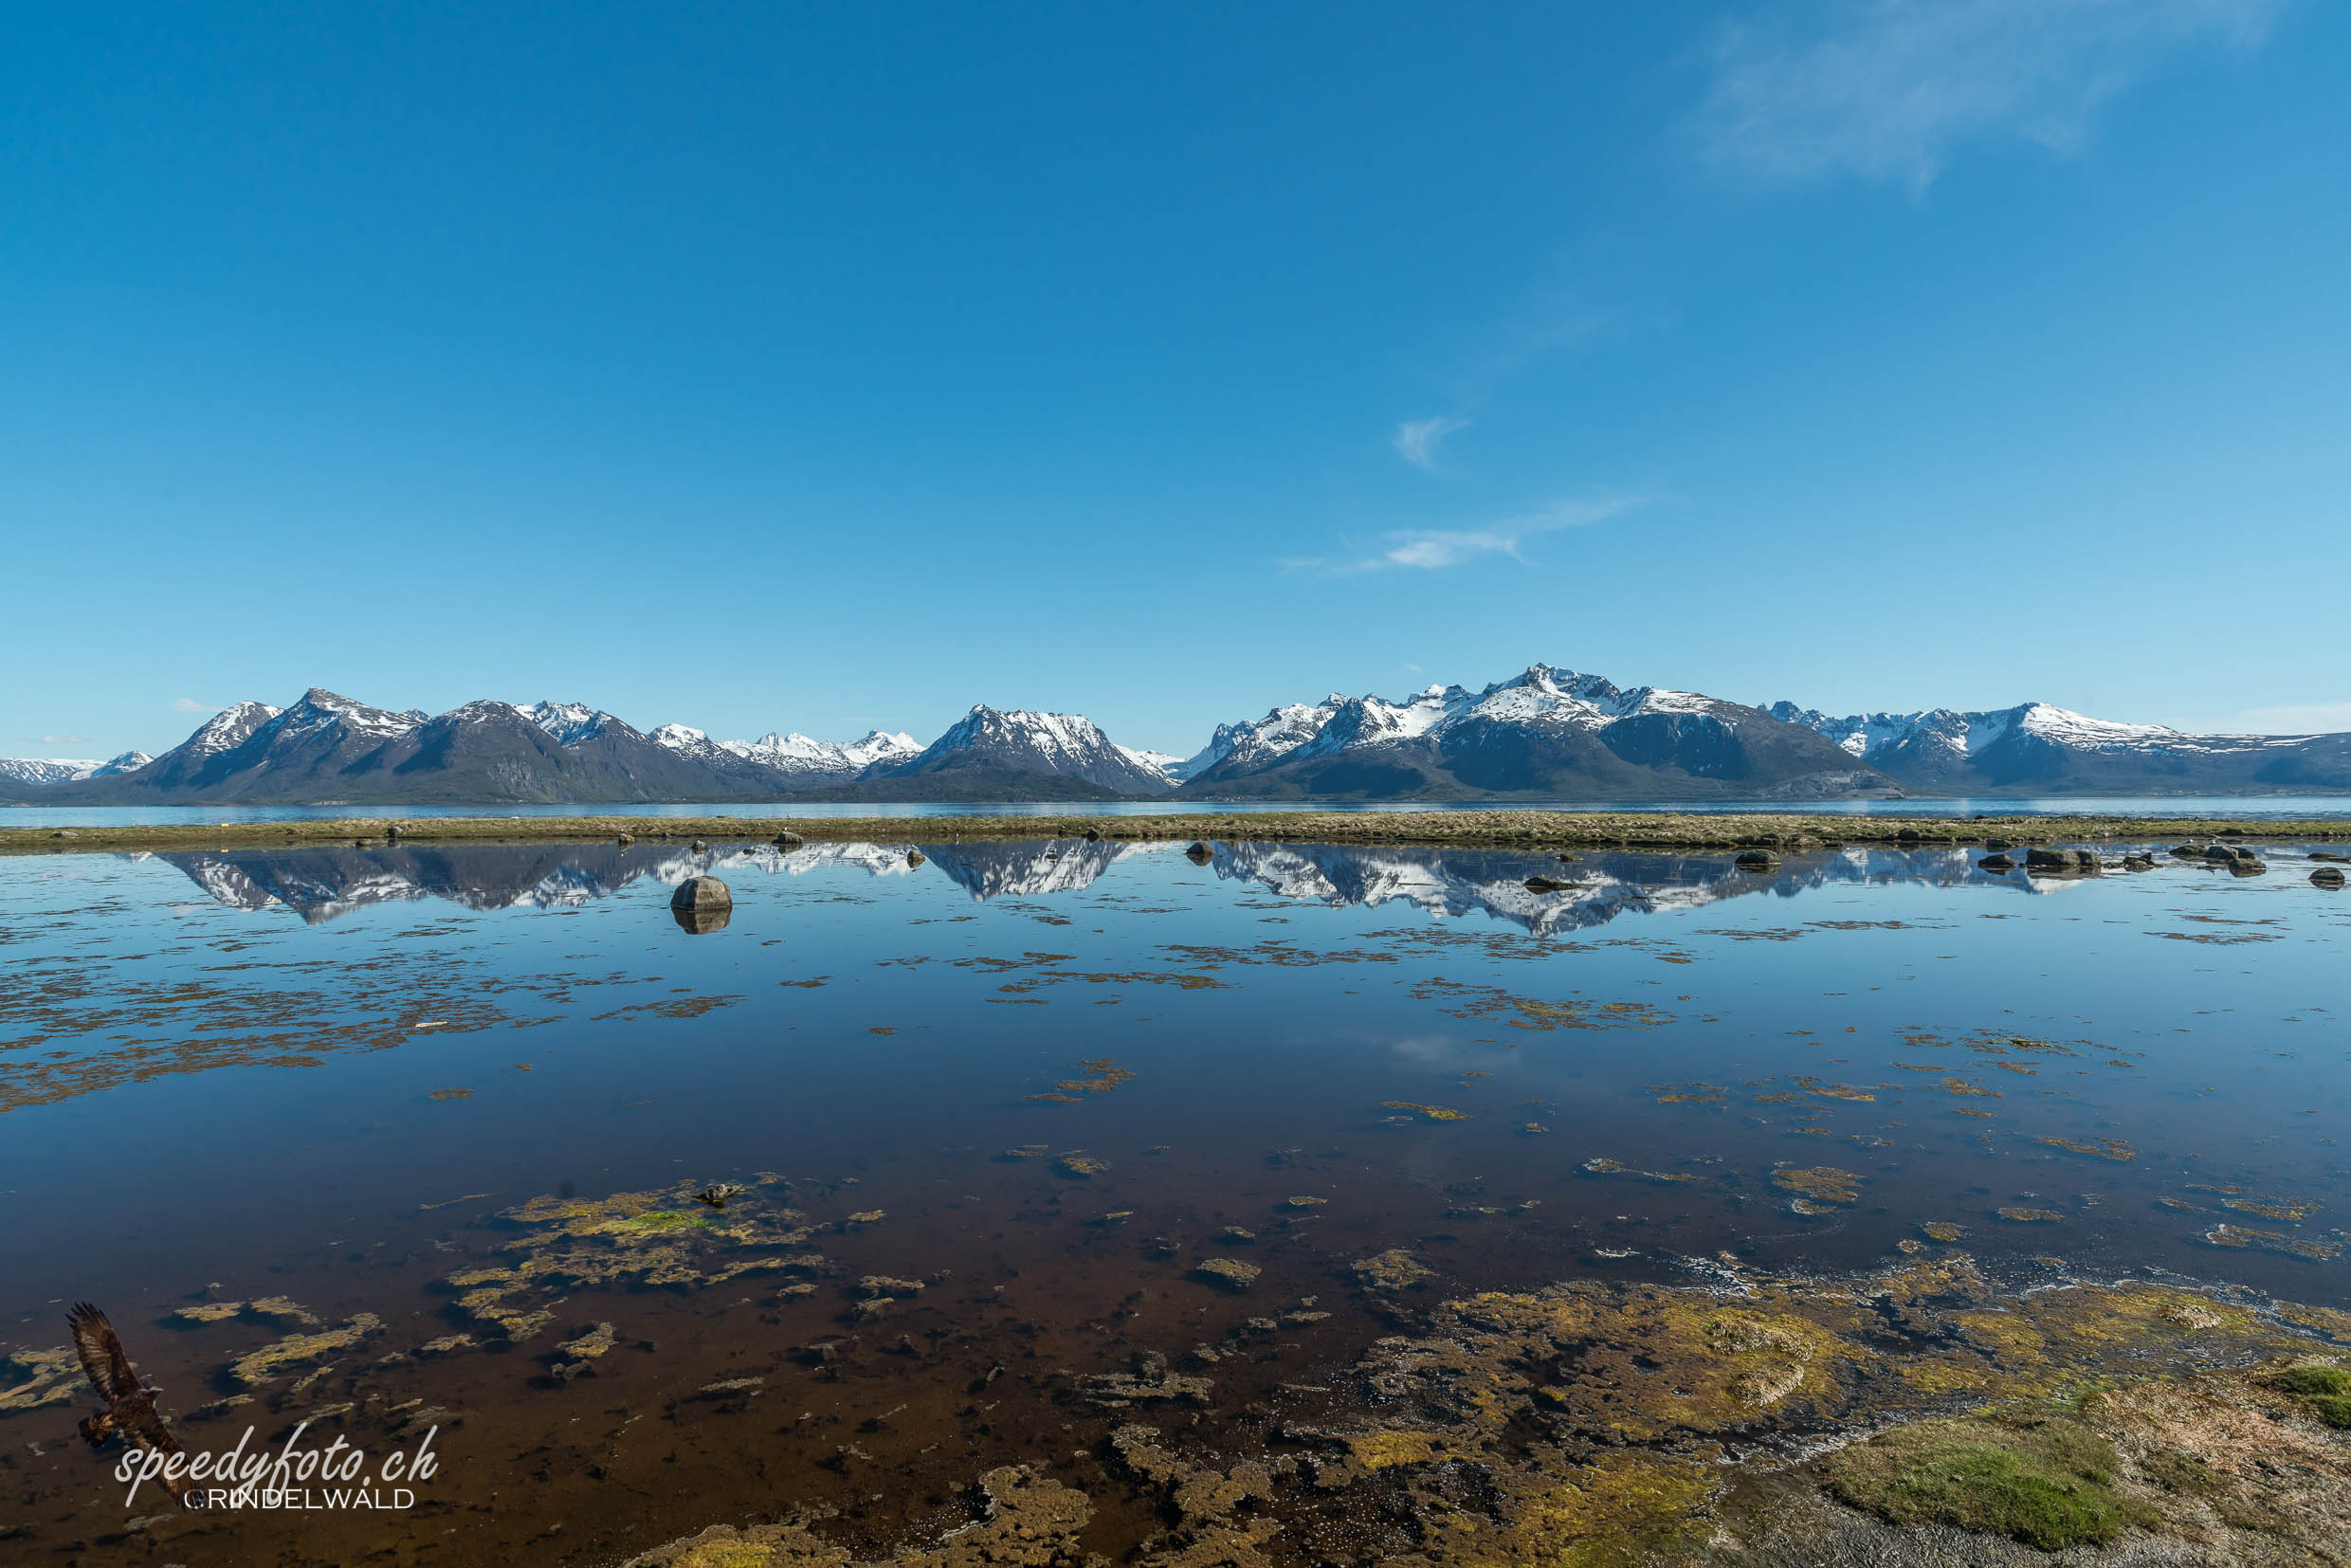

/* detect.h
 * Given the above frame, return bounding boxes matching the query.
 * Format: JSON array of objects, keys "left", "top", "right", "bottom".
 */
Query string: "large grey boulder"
[{"left": 671, "top": 876, "right": 733, "bottom": 912}]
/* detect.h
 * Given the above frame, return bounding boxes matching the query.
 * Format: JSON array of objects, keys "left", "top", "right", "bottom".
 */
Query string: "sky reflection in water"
[{"left": 4, "top": 834, "right": 2347, "bottom": 1326}]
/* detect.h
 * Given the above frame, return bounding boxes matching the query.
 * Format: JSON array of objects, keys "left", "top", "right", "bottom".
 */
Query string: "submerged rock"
[
  {"left": 1735, "top": 848, "right": 1779, "bottom": 870},
  {"left": 1522, "top": 875, "right": 1575, "bottom": 893},
  {"left": 1184, "top": 841, "right": 1214, "bottom": 864},
  {"left": 1193, "top": 1257, "right": 1261, "bottom": 1291},
  {"left": 1977, "top": 853, "right": 2014, "bottom": 871}
]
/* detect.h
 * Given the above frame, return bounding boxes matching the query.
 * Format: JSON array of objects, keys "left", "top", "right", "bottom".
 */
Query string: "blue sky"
[{"left": 5, "top": 0, "right": 2346, "bottom": 760}]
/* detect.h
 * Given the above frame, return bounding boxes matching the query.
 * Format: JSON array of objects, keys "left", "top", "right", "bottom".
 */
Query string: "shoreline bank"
[{"left": 6, "top": 809, "right": 2348, "bottom": 855}]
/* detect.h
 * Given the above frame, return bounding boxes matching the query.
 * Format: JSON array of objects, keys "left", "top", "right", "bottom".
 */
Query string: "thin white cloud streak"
[
  {"left": 32, "top": 735, "right": 92, "bottom": 745},
  {"left": 1286, "top": 496, "right": 1644, "bottom": 576},
  {"left": 1393, "top": 415, "right": 1470, "bottom": 470},
  {"left": 1694, "top": 0, "right": 2285, "bottom": 190},
  {"left": 2220, "top": 701, "right": 2351, "bottom": 735},
  {"left": 173, "top": 697, "right": 217, "bottom": 713}
]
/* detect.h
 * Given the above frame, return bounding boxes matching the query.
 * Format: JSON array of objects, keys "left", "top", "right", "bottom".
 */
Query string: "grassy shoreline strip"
[{"left": 5, "top": 810, "right": 2346, "bottom": 855}]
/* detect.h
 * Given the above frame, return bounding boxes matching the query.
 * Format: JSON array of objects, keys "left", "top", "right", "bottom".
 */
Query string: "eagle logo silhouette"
[{"left": 68, "top": 1302, "right": 201, "bottom": 1506}]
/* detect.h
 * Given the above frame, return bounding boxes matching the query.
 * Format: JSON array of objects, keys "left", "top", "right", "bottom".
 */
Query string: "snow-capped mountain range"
[
  {"left": 0, "top": 751, "right": 151, "bottom": 787},
  {"left": 7, "top": 667, "right": 2345, "bottom": 805},
  {"left": 1766, "top": 700, "right": 2350, "bottom": 794}
]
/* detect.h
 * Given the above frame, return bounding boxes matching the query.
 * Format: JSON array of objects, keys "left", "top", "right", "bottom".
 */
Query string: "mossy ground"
[{"left": 1824, "top": 1413, "right": 2153, "bottom": 1550}]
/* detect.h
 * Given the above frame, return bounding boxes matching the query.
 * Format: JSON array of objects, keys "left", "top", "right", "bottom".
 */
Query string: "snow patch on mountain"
[
  {"left": 722, "top": 729, "right": 920, "bottom": 776},
  {"left": 185, "top": 702, "right": 283, "bottom": 755},
  {"left": 890, "top": 705, "right": 1173, "bottom": 793},
  {"left": 1117, "top": 745, "right": 1186, "bottom": 785},
  {"left": 520, "top": 701, "right": 616, "bottom": 746},
  {"left": 274, "top": 687, "right": 427, "bottom": 741},
  {"left": 1191, "top": 665, "right": 1755, "bottom": 779}
]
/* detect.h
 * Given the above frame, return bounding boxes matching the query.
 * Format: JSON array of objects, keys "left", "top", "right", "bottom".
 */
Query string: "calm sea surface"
[{"left": 3, "top": 833, "right": 2347, "bottom": 1560}]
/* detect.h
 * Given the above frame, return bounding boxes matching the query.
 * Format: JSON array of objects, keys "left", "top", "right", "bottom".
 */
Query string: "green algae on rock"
[
  {"left": 436, "top": 1177, "right": 826, "bottom": 1336},
  {"left": 1192, "top": 1258, "right": 1261, "bottom": 1291},
  {"left": 1380, "top": 1101, "right": 1469, "bottom": 1122},
  {"left": 1350, "top": 1249, "right": 1435, "bottom": 1289},
  {"left": 228, "top": 1313, "right": 386, "bottom": 1386},
  {"left": 1772, "top": 1166, "right": 1864, "bottom": 1206}
]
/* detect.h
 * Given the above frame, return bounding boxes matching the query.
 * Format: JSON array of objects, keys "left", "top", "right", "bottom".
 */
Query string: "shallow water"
[
  {"left": 5, "top": 793, "right": 2350, "bottom": 827},
  {"left": 2, "top": 835, "right": 2347, "bottom": 1562}
]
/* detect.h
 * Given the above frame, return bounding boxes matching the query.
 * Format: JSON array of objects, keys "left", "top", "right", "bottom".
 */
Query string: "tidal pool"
[{"left": 2, "top": 835, "right": 2346, "bottom": 1563}]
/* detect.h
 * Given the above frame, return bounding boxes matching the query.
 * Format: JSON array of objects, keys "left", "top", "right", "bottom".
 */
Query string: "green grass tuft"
[
  {"left": 2276, "top": 1363, "right": 2351, "bottom": 1397},
  {"left": 1826, "top": 1414, "right": 2154, "bottom": 1551}
]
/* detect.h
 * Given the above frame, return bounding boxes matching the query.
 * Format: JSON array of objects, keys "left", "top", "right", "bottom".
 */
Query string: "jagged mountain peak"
[
  {"left": 186, "top": 701, "right": 283, "bottom": 755},
  {"left": 277, "top": 687, "right": 427, "bottom": 738},
  {"left": 519, "top": 700, "right": 618, "bottom": 746},
  {"left": 884, "top": 703, "right": 1173, "bottom": 795}
]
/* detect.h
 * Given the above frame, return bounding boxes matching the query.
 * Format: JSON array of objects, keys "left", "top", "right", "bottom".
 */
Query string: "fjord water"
[{"left": 2, "top": 835, "right": 2346, "bottom": 1560}]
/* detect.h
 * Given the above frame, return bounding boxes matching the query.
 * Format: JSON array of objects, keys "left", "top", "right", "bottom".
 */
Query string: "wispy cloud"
[
  {"left": 1394, "top": 415, "right": 1470, "bottom": 470},
  {"left": 2222, "top": 701, "right": 2351, "bottom": 735},
  {"left": 173, "top": 697, "right": 217, "bottom": 713},
  {"left": 1287, "top": 496, "right": 1643, "bottom": 576},
  {"left": 1694, "top": 0, "right": 2285, "bottom": 190},
  {"left": 30, "top": 734, "right": 91, "bottom": 746}
]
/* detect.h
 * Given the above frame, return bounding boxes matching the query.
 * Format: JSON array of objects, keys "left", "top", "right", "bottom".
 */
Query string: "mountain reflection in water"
[{"left": 145, "top": 836, "right": 2092, "bottom": 930}]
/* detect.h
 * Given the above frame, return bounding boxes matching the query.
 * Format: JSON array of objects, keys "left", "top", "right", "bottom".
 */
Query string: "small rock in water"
[
  {"left": 2025, "top": 847, "right": 2098, "bottom": 873},
  {"left": 905, "top": 849, "right": 925, "bottom": 867},
  {"left": 617, "top": 831, "right": 635, "bottom": 847},
  {"left": 1977, "top": 853, "right": 2014, "bottom": 871},
  {"left": 1084, "top": 828, "right": 1103, "bottom": 842},
  {"left": 1522, "top": 875, "right": 1574, "bottom": 893},
  {"left": 773, "top": 830, "right": 804, "bottom": 848},
  {"left": 2314, "top": 867, "right": 2346, "bottom": 890},
  {"left": 1185, "top": 842, "right": 1214, "bottom": 864},
  {"left": 1192, "top": 1258, "right": 1260, "bottom": 1292},
  {"left": 690, "top": 839, "right": 707, "bottom": 852},
  {"left": 1735, "top": 849, "right": 1779, "bottom": 870}
]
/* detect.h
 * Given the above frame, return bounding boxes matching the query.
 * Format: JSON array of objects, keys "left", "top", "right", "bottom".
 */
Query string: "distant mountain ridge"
[
  {"left": 1176, "top": 665, "right": 1887, "bottom": 801},
  {"left": 7, "top": 669, "right": 2345, "bottom": 805},
  {"left": 1766, "top": 701, "right": 2351, "bottom": 795}
]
